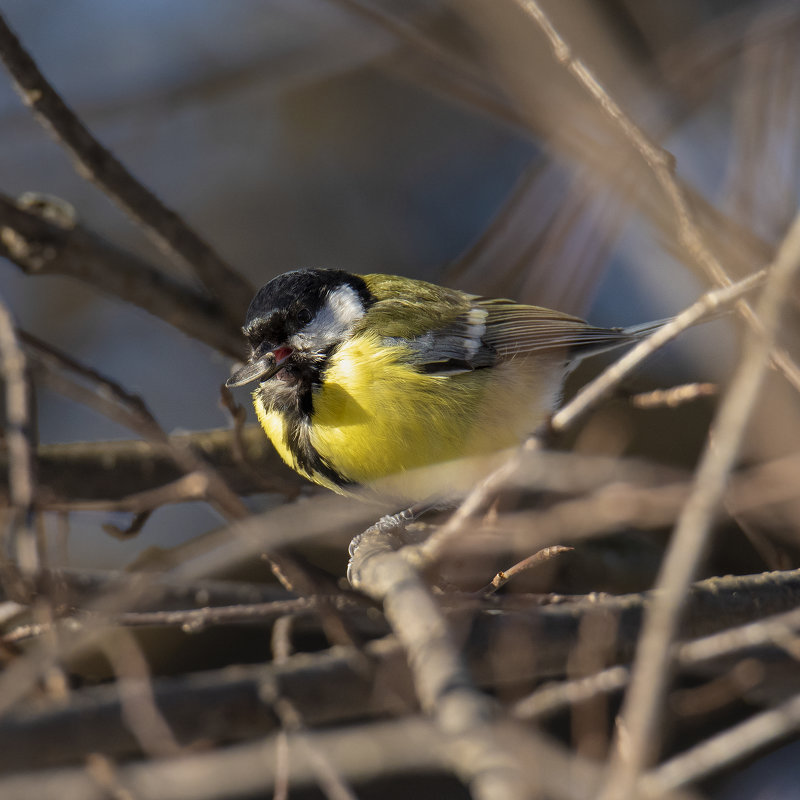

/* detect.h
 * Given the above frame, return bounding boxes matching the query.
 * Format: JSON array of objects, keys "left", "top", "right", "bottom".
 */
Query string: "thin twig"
[
  {"left": 601, "top": 208, "right": 800, "bottom": 800},
  {"left": 0, "top": 296, "right": 36, "bottom": 580},
  {"left": 642, "top": 691, "right": 800, "bottom": 793},
  {"left": 21, "top": 331, "right": 248, "bottom": 521},
  {"left": 17, "top": 426, "right": 305, "bottom": 506},
  {"left": 513, "top": 603, "right": 800, "bottom": 722},
  {"left": 0, "top": 566, "right": 293, "bottom": 609},
  {"left": 629, "top": 383, "right": 718, "bottom": 409},
  {"left": 0, "top": 13, "right": 253, "bottom": 324},
  {"left": 0, "top": 718, "right": 446, "bottom": 800},
  {"left": 551, "top": 269, "right": 763, "bottom": 432},
  {"left": 267, "top": 616, "right": 359, "bottom": 800},
  {"left": 481, "top": 545, "right": 574, "bottom": 596},
  {"left": 0, "top": 491, "right": 391, "bottom": 718},
  {"left": 0, "top": 195, "right": 242, "bottom": 357},
  {"left": 512, "top": 0, "right": 800, "bottom": 396},
  {"left": 1, "top": 569, "right": 799, "bottom": 775},
  {"left": 98, "top": 629, "right": 182, "bottom": 758},
  {"left": 2, "top": 597, "right": 365, "bottom": 643}
]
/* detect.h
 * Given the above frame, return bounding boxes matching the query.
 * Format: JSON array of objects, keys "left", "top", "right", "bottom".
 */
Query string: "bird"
[{"left": 226, "top": 269, "right": 664, "bottom": 505}]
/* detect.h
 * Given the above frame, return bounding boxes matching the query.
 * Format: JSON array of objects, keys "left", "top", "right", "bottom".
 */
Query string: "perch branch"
[{"left": 348, "top": 520, "right": 529, "bottom": 800}]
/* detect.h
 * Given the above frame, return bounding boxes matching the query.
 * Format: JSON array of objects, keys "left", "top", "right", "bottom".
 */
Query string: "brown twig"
[
  {"left": 642, "top": 691, "right": 800, "bottom": 794},
  {"left": 0, "top": 491, "right": 391, "bottom": 718},
  {"left": 0, "top": 13, "right": 253, "bottom": 325},
  {"left": 2, "top": 597, "right": 363, "bottom": 643},
  {"left": 513, "top": 603, "right": 800, "bottom": 722},
  {"left": 0, "top": 717, "right": 446, "bottom": 800},
  {"left": 13, "top": 426, "right": 304, "bottom": 507},
  {"left": 480, "top": 545, "right": 574, "bottom": 596},
  {"left": 348, "top": 521, "right": 529, "bottom": 800},
  {"left": 628, "top": 383, "right": 718, "bottom": 410},
  {"left": 601, "top": 208, "right": 800, "bottom": 799},
  {"left": 267, "top": 616, "right": 359, "bottom": 800},
  {"left": 21, "top": 331, "right": 248, "bottom": 521},
  {"left": 1, "top": 570, "right": 799, "bottom": 784},
  {"left": 0, "top": 296, "right": 36, "bottom": 582},
  {"left": 98, "top": 629, "right": 182, "bottom": 759},
  {"left": 0, "top": 566, "right": 292, "bottom": 610},
  {"left": 551, "top": 269, "right": 763, "bottom": 432},
  {"left": 512, "top": 0, "right": 800, "bottom": 398},
  {"left": 0, "top": 195, "right": 242, "bottom": 357}
]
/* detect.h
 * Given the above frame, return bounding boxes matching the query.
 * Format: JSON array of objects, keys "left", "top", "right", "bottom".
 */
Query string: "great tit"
[{"left": 226, "top": 269, "right": 663, "bottom": 504}]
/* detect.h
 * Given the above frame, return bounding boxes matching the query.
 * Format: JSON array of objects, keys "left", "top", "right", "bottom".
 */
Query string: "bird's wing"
[{"left": 360, "top": 275, "right": 655, "bottom": 375}]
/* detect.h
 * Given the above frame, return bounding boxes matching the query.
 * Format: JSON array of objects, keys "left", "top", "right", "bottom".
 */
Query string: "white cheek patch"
[{"left": 291, "top": 284, "right": 365, "bottom": 350}]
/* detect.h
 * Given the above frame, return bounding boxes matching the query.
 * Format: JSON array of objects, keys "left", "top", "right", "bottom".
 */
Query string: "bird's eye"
[{"left": 296, "top": 308, "right": 312, "bottom": 326}]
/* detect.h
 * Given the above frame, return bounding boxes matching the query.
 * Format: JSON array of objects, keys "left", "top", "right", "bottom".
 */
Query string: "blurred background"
[{"left": 1, "top": 0, "right": 799, "bottom": 570}]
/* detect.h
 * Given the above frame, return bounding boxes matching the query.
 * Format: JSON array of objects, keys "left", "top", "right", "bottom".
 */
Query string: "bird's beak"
[{"left": 225, "top": 346, "right": 293, "bottom": 388}]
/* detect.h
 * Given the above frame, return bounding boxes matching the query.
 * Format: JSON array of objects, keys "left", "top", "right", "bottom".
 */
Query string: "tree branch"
[
  {"left": 601, "top": 207, "right": 800, "bottom": 798},
  {"left": 0, "top": 195, "right": 242, "bottom": 356},
  {"left": 0, "top": 13, "right": 253, "bottom": 324}
]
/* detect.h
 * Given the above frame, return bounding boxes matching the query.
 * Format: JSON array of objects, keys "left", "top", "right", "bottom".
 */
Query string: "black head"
[
  {"left": 227, "top": 269, "right": 374, "bottom": 389},
  {"left": 243, "top": 269, "right": 372, "bottom": 347}
]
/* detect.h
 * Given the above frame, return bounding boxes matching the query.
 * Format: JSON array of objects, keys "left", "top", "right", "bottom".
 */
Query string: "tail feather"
[{"left": 567, "top": 317, "right": 671, "bottom": 365}]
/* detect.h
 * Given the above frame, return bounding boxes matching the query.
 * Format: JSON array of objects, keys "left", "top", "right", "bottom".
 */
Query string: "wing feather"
[{"left": 359, "top": 274, "right": 662, "bottom": 375}]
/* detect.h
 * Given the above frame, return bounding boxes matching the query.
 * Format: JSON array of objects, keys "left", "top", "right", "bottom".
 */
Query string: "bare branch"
[
  {"left": 514, "top": 603, "right": 800, "bottom": 723},
  {"left": 629, "top": 383, "right": 718, "bottom": 410},
  {"left": 348, "top": 519, "right": 529, "bottom": 800},
  {"left": 0, "top": 195, "right": 242, "bottom": 356},
  {"left": 0, "top": 13, "right": 253, "bottom": 324},
  {"left": 1, "top": 569, "right": 799, "bottom": 779},
  {"left": 0, "top": 295, "right": 36, "bottom": 580},
  {"left": 0, "top": 718, "right": 446, "bottom": 800},
  {"left": 512, "top": 0, "right": 800, "bottom": 394},
  {"left": 98, "top": 629, "right": 182, "bottom": 759},
  {"left": 551, "top": 266, "right": 764, "bottom": 433},
  {"left": 481, "top": 545, "right": 574, "bottom": 596},
  {"left": 601, "top": 208, "right": 800, "bottom": 798},
  {"left": 7, "top": 426, "right": 304, "bottom": 506},
  {"left": 643, "top": 691, "right": 800, "bottom": 793}
]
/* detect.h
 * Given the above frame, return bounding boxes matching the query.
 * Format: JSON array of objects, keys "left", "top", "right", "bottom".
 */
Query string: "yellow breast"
[{"left": 255, "top": 331, "right": 562, "bottom": 502}]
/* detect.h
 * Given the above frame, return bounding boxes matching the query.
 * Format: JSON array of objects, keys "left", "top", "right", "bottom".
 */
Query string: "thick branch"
[
  {"left": 8, "top": 426, "right": 305, "bottom": 505},
  {"left": 0, "top": 569, "right": 798, "bottom": 773}
]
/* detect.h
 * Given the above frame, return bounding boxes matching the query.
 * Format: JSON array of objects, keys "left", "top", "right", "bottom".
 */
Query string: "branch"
[
  {"left": 0, "top": 426, "right": 304, "bottom": 506},
  {"left": 512, "top": 0, "right": 800, "bottom": 396},
  {"left": 0, "top": 718, "right": 446, "bottom": 800},
  {"left": 0, "top": 13, "right": 253, "bottom": 324},
  {"left": 0, "top": 294, "right": 37, "bottom": 580},
  {"left": 348, "top": 519, "right": 529, "bottom": 800},
  {"left": 551, "top": 269, "right": 764, "bottom": 432},
  {"left": 1, "top": 569, "right": 798, "bottom": 774},
  {"left": 602, "top": 207, "right": 800, "bottom": 797},
  {"left": 0, "top": 195, "right": 242, "bottom": 356},
  {"left": 0, "top": 491, "right": 392, "bottom": 718},
  {"left": 3, "top": 567, "right": 295, "bottom": 609}
]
